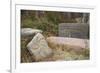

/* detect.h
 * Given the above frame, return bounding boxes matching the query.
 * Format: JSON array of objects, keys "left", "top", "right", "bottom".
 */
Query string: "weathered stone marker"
[
  {"left": 59, "top": 23, "right": 89, "bottom": 39},
  {"left": 47, "top": 37, "right": 89, "bottom": 53},
  {"left": 27, "top": 33, "right": 53, "bottom": 61}
]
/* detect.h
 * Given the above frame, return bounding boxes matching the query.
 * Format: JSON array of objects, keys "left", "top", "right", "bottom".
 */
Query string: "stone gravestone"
[
  {"left": 27, "top": 33, "right": 53, "bottom": 61},
  {"left": 59, "top": 23, "right": 89, "bottom": 39}
]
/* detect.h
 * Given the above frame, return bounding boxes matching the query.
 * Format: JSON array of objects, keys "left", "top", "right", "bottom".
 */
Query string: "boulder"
[
  {"left": 21, "top": 28, "right": 42, "bottom": 37},
  {"left": 47, "top": 37, "right": 89, "bottom": 53},
  {"left": 27, "top": 33, "right": 53, "bottom": 61}
]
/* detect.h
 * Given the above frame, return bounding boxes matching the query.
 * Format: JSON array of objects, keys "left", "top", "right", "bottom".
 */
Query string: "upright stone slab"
[
  {"left": 59, "top": 23, "right": 89, "bottom": 39},
  {"left": 27, "top": 33, "right": 53, "bottom": 61}
]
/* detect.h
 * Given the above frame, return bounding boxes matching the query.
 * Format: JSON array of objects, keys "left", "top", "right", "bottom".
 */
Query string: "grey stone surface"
[
  {"left": 59, "top": 23, "right": 89, "bottom": 39},
  {"left": 21, "top": 28, "right": 42, "bottom": 37},
  {"left": 27, "top": 33, "right": 52, "bottom": 61}
]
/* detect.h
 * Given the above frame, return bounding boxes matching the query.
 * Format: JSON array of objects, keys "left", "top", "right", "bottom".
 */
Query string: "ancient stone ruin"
[
  {"left": 27, "top": 33, "right": 53, "bottom": 61},
  {"left": 47, "top": 37, "right": 89, "bottom": 53},
  {"left": 21, "top": 27, "right": 89, "bottom": 62},
  {"left": 59, "top": 23, "right": 89, "bottom": 39}
]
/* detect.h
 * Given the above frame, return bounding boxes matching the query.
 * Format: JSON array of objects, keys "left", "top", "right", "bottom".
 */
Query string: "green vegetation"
[{"left": 21, "top": 10, "right": 87, "bottom": 37}]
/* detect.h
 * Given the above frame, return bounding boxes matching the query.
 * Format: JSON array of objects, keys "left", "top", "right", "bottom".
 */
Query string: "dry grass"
[
  {"left": 21, "top": 36, "right": 89, "bottom": 63},
  {"left": 21, "top": 37, "right": 36, "bottom": 63}
]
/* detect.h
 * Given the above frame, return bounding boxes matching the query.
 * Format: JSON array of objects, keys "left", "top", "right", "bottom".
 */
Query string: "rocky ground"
[{"left": 21, "top": 28, "right": 89, "bottom": 63}]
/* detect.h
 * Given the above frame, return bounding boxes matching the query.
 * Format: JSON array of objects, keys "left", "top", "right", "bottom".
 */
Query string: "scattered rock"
[
  {"left": 47, "top": 37, "right": 89, "bottom": 53},
  {"left": 21, "top": 28, "right": 42, "bottom": 37},
  {"left": 27, "top": 33, "right": 53, "bottom": 61}
]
